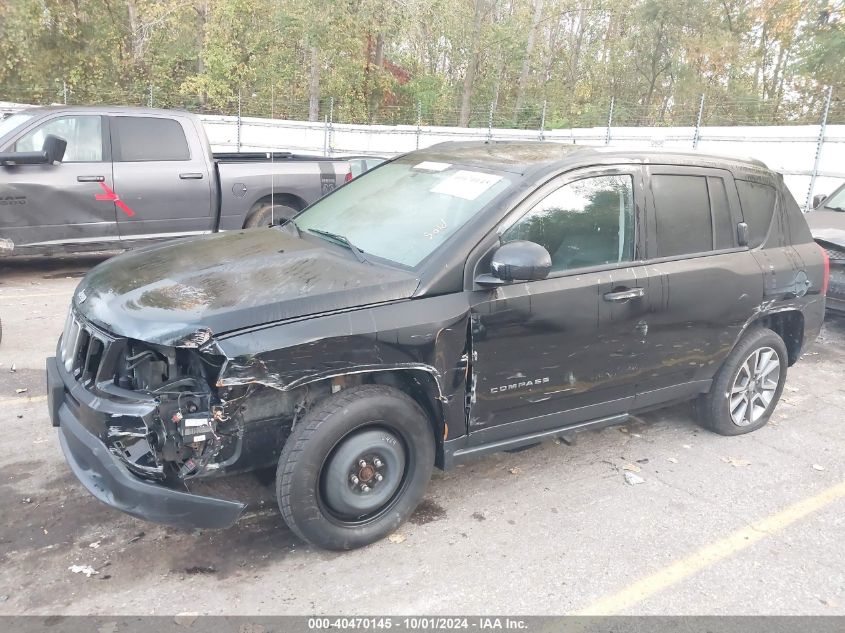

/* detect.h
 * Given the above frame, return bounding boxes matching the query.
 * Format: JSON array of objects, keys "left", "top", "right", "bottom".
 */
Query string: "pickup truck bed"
[{"left": 0, "top": 106, "right": 352, "bottom": 256}]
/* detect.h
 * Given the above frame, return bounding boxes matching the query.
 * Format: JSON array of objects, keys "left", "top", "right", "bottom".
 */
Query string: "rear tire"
[
  {"left": 695, "top": 327, "right": 788, "bottom": 436},
  {"left": 276, "top": 384, "right": 435, "bottom": 550},
  {"left": 244, "top": 203, "right": 298, "bottom": 228}
]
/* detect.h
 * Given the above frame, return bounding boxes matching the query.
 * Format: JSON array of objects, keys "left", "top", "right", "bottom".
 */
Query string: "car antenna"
[{"left": 270, "top": 84, "right": 275, "bottom": 226}]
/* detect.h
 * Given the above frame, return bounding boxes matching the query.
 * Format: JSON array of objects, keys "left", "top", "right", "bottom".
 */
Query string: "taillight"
[
  {"left": 820, "top": 244, "right": 830, "bottom": 296},
  {"left": 345, "top": 170, "right": 353, "bottom": 183}
]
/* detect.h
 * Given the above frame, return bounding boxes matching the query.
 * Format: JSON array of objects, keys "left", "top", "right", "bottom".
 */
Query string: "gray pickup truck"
[{"left": 0, "top": 106, "right": 351, "bottom": 256}]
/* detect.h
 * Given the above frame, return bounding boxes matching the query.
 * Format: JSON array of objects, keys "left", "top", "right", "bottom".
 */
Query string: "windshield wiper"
[
  {"left": 825, "top": 206, "right": 845, "bottom": 212},
  {"left": 305, "top": 228, "right": 369, "bottom": 263}
]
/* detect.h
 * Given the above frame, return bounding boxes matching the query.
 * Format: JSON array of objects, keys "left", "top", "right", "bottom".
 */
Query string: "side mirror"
[
  {"left": 477, "top": 240, "right": 552, "bottom": 286},
  {"left": 0, "top": 134, "right": 66, "bottom": 165},
  {"left": 737, "top": 222, "right": 750, "bottom": 247},
  {"left": 812, "top": 194, "right": 827, "bottom": 209},
  {"left": 42, "top": 134, "right": 67, "bottom": 164}
]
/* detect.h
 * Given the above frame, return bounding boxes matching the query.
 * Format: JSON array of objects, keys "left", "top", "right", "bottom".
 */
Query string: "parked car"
[
  {"left": 0, "top": 106, "right": 351, "bottom": 256},
  {"left": 47, "top": 142, "right": 826, "bottom": 550},
  {"left": 808, "top": 182, "right": 845, "bottom": 312}
]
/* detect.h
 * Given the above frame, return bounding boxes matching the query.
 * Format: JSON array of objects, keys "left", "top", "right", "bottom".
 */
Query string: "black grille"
[{"left": 60, "top": 310, "right": 110, "bottom": 385}]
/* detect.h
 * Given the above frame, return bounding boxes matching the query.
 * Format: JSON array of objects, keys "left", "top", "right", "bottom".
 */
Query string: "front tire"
[
  {"left": 696, "top": 327, "right": 788, "bottom": 435},
  {"left": 276, "top": 384, "right": 435, "bottom": 550}
]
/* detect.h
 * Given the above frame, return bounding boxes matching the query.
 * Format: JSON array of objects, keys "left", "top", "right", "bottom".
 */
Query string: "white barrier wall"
[
  {"left": 3, "top": 102, "right": 841, "bottom": 207},
  {"left": 201, "top": 114, "right": 845, "bottom": 208}
]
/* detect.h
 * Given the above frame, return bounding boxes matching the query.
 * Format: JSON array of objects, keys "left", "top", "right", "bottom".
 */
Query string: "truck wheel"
[
  {"left": 695, "top": 327, "right": 788, "bottom": 436},
  {"left": 276, "top": 384, "right": 435, "bottom": 550},
  {"left": 244, "top": 203, "right": 297, "bottom": 228}
]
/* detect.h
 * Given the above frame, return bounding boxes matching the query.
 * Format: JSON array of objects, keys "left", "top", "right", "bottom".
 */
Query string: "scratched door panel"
[
  {"left": 466, "top": 165, "right": 646, "bottom": 438},
  {"left": 596, "top": 264, "right": 654, "bottom": 401},
  {"left": 0, "top": 114, "right": 117, "bottom": 248},
  {"left": 638, "top": 251, "right": 762, "bottom": 395},
  {"left": 637, "top": 165, "right": 764, "bottom": 399},
  {"left": 110, "top": 115, "right": 213, "bottom": 239},
  {"left": 468, "top": 269, "right": 628, "bottom": 435}
]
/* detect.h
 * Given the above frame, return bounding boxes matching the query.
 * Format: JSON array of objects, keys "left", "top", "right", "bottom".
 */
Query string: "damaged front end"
[{"left": 48, "top": 308, "right": 248, "bottom": 528}]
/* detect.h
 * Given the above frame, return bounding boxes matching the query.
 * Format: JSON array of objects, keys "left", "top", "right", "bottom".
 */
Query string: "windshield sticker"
[
  {"left": 431, "top": 170, "right": 503, "bottom": 200},
  {"left": 424, "top": 218, "right": 447, "bottom": 240},
  {"left": 413, "top": 161, "right": 452, "bottom": 172}
]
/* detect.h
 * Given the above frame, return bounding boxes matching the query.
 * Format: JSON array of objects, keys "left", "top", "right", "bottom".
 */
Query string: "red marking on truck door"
[{"left": 95, "top": 182, "right": 136, "bottom": 218}]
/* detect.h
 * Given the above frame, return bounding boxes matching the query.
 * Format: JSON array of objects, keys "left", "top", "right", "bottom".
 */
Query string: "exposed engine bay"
[
  {"left": 108, "top": 339, "right": 230, "bottom": 481},
  {"left": 105, "top": 336, "right": 333, "bottom": 484}
]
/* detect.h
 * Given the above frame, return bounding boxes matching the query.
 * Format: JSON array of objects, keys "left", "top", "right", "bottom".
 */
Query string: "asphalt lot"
[{"left": 0, "top": 254, "right": 843, "bottom": 616}]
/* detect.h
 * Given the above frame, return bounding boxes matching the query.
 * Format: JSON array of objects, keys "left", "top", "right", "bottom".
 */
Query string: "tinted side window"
[
  {"left": 15, "top": 115, "right": 103, "bottom": 162},
  {"left": 503, "top": 174, "right": 635, "bottom": 273},
  {"left": 113, "top": 117, "right": 190, "bottom": 162},
  {"left": 736, "top": 180, "right": 776, "bottom": 248},
  {"left": 652, "top": 175, "right": 712, "bottom": 257}
]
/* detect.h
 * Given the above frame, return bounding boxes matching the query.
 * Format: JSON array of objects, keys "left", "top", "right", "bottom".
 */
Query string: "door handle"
[
  {"left": 77, "top": 175, "right": 105, "bottom": 182},
  {"left": 179, "top": 172, "right": 204, "bottom": 180},
  {"left": 603, "top": 287, "right": 645, "bottom": 302}
]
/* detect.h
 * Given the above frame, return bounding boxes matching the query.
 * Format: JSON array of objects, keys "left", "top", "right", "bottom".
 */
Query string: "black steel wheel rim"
[{"left": 317, "top": 424, "right": 412, "bottom": 526}]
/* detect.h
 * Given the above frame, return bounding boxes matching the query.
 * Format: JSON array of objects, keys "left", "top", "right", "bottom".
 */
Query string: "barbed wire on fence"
[
  {"left": 1, "top": 83, "right": 842, "bottom": 130},
  {"left": 1, "top": 84, "right": 839, "bottom": 210}
]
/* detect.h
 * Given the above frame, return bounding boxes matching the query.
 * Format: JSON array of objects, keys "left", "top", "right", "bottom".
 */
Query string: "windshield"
[
  {"left": 295, "top": 159, "right": 513, "bottom": 267},
  {"left": 0, "top": 113, "right": 34, "bottom": 143},
  {"left": 822, "top": 186, "right": 845, "bottom": 212}
]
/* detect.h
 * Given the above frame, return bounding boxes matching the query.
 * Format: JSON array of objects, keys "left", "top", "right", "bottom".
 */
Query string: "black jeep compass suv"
[{"left": 47, "top": 142, "right": 827, "bottom": 550}]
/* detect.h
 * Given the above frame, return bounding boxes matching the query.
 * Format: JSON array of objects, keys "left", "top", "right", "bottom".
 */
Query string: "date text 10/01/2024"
[{"left": 307, "top": 617, "right": 529, "bottom": 630}]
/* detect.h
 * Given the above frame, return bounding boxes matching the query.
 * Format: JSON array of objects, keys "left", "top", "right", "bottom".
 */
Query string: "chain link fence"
[
  {"left": 1, "top": 83, "right": 842, "bottom": 209},
  {"left": 2, "top": 81, "right": 843, "bottom": 129}
]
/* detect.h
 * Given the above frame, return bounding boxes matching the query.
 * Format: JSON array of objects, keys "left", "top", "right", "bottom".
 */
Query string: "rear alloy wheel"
[
  {"left": 696, "top": 327, "right": 788, "bottom": 436},
  {"left": 276, "top": 384, "right": 434, "bottom": 550},
  {"left": 728, "top": 347, "right": 781, "bottom": 427}
]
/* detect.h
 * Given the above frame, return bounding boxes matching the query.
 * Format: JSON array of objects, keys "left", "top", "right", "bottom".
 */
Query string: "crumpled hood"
[
  {"left": 74, "top": 229, "right": 419, "bottom": 345},
  {"left": 807, "top": 211, "right": 845, "bottom": 250}
]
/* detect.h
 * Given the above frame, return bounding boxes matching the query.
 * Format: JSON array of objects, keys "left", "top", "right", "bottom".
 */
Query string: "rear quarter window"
[
  {"left": 736, "top": 180, "right": 776, "bottom": 248},
  {"left": 782, "top": 186, "right": 814, "bottom": 244}
]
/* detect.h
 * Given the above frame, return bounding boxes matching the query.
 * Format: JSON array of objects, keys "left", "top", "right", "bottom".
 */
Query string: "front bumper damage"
[{"left": 47, "top": 354, "right": 246, "bottom": 530}]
